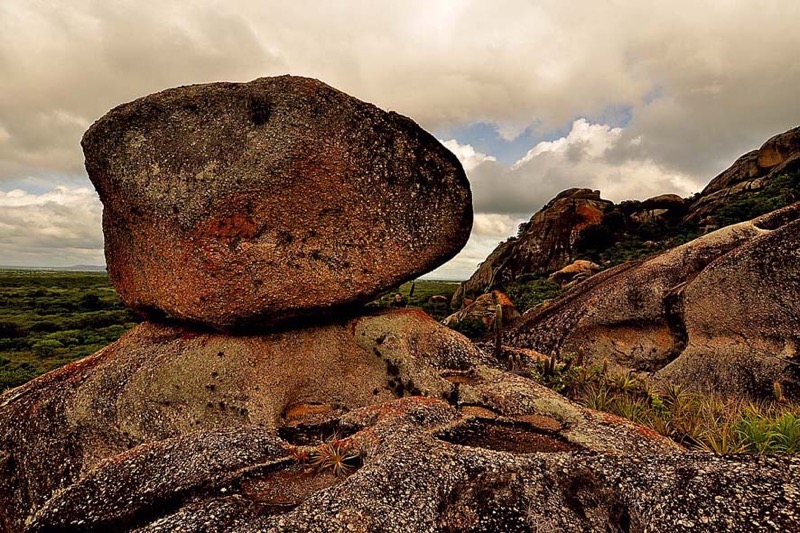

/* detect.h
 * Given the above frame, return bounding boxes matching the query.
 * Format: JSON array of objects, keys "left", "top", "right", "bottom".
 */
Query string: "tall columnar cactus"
[{"left": 494, "top": 303, "right": 503, "bottom": 360}]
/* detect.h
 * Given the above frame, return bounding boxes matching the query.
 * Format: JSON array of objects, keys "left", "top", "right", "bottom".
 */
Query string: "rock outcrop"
[
  {"left": 549, "top": 259, "right": 600, "bottom": 286},
  {"left": 506, "top": 203, "right": 800, "bottom": 398},
  {"left": 3, "top": 360, "right": 798, "bottom": 532},
  {"left": 454, "top": 126, "right": 800, "bottom": 308},
  {"left": 83, "top": 75, "right": 472, "bottom": 330},
  {"left": 3, "top": 81, "right": 800, "bottom": 532},
  {"left": 452, "top": 189, "right": 611, "bottom": 305},
  {"left": 442, "top": 290, "right": 520, "bottom": 330},
  {"left": 686, "top": 126, "right": 800, "bottom": 224},
  {"left": 0, "top": 309, "right": 693, "bottom": 531}
]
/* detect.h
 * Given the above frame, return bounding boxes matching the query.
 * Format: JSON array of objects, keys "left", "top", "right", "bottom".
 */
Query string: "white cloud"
[
  {"left": 472, "top": 213, "right": 520, "bottom": 237},
  {"left": 470, "top": 119, "right": 703, "bottom": 216},
  {"left": 1, "top": 0, "right": 799, "bottom": 273},
  {"left": 1, "top": 0, "right": 799, "bottom": 185},
  {"left": 431, "top": 119, "right": 704, "bottom": 279},
  {"left": 424, "top": 213, "right": 526, "bottom": 281},
  {"left": 441, "top": 139, "right": 496, "bottom": 172},
  {"left": 0, "top": 186, "right": 104, "bottom": 266}
]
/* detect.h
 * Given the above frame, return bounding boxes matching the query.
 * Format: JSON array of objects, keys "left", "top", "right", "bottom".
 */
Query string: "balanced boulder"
[{"left": 82, "top": 76, "right": 472, "bottom": 329}]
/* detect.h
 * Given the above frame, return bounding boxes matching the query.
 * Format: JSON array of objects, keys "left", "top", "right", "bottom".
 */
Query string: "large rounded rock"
[
  {"left": 506, "top": 203, "right": 800, "bottom": 398},
  {"left": 82, "top": 76, "right": 472, "bottom": 329}
]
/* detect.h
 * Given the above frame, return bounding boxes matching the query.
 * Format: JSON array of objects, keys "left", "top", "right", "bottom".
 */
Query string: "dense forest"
[{"left": 0, "top": 271, "right": 139, "bottom": 392}]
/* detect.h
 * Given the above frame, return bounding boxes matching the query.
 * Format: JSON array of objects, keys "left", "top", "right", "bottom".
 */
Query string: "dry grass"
[{"left": 529, "top": 357, "right": 800, "bottom": 455}]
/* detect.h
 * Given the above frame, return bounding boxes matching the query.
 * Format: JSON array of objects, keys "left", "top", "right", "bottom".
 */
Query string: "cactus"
[
  {"left": 774, "top": 381, "right": 785, "bottom": 403},
  {"left": 543, "top": 352, "right": 557, "bottom": 377},
  {"left": 494, "top": 303, "right": 503, "bottom": 359}
]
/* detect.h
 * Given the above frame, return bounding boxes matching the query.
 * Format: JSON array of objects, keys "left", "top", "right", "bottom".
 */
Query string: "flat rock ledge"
[{"left": 0, "top": 310, "right": 796, "bottom": 532}]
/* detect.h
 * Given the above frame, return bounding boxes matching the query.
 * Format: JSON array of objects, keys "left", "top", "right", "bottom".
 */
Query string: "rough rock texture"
[
  {"left": 82, "top": 76, "right": 472, "bottom": 329},
  {"left": 5, "top": 382, "right": 798, "bottom": 532},
  {"left": 687, "top": 126, "right": 800, "bottom": 223},
  {"left": 506, "top": 203, "right": 800, "bottom": 398},
  {"left": 442, "top": 291, "right": 520, "bottom": 330},
  {"left": 549, "top": 259, "right": 600, "bottom": 286},
  {"left": 452, "top": 189, "right": 611, "bottom": 305},
  {"left": 629, "top": 194, "right": 688, "bottom": 225},
  {"left": 0, "top": 307, "right": 732, "bottom": 532}
]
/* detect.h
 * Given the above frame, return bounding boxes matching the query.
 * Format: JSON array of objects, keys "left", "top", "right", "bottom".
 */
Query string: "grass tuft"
[{"left": 526, "top": 357, "right": 800, "bottom": 455}]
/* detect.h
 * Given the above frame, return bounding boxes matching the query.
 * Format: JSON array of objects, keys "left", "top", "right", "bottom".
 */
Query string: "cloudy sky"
[{"left": 1, "top": 1, "right": 799, "bottom": 278}]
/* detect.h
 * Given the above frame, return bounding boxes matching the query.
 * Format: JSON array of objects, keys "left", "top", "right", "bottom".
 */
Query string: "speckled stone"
[
  {"left": 82, "top": 75, "right": 472, "bottom": 329},
  {"left": 506, "top": 202, "right": 800, "bottom": 399}
]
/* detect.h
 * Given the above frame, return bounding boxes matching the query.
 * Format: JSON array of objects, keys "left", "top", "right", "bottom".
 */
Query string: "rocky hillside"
[
  {"left": 688, "top": 125, "right": 800, "bottom": 224},
  {"left": 452, "top": 188, "right": 612, "bottom": 306},
  {"left": 454, "top": 125, "right": 800, "bottom": 309},
  {"left": 507, "top": 202, "right": 800, "bottom": 399},
  {"left": 2, "top": 78, "right": 797, "bottom": 532}
]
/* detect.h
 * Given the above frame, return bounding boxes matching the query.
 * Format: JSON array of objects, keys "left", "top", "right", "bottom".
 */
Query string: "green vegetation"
[
  {"left": 574, "top": 203, "right": 698, "bottom": 267},
  {"left": 529, "top": 355, "right": 800, "bottom": 454},
  {"left": 0, "top": 270, "right": 139, "bottom": 393},
  {"left": 712, "top": 171, "right": 800, "bottom": 227},
  {"left": 372, "top": 279, "right": 460, "bottom": 320},
  {"left": 1, "top": 275, "right": 460, "bottom": 393},
  {"left": 575, "top": 167, "right": 800, "bottom": 268},
  {"left": 493, "top": 274, "right": 562, "bottom": 314}
]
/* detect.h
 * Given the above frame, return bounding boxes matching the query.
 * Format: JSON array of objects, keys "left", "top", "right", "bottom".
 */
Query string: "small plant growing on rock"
[
  {"left": 288, "top": 445, "right": 313, "bottom": 463},
  {"left": 526, "top": 354, "right": 800, "bottom": 455},
  {"left": 311, "top": 440, "right": 362, "bottom": 477}
]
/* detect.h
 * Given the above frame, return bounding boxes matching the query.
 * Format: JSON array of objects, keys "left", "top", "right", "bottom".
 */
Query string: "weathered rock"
[
  {"left": 506, "top": 202, "right": 800, "bottom": 398},
  {"left": 0, "top": 307, "right": 691, "bottom": 532},
  {"left": 452, "top": 189, "right": 611, "bottom": 305},
  {"left": 641, "top": 194, "right": 688, "bottom": 211},
  {"left": 687, "top": 125, "right": 800, "bottom": 223},
  {"left": 0, "top": 309, "right": 484, "bottom": 531},
  {"left": 442, "top": 290, "right": 520, "bottom": 330},
  {"left": 628, "top": 194, "right": 688, "bottom": 226},
  {"left": 549, "top": 259, "right": 600, "bottom": 286},
  {"left": 428, "top": 294, "right": 449, "bottom": 305},
  {"left": 82, "top": 76, "right": 472, "bottom": 329},
  {"left": 6, "top": 385, "right": 798, "bottom": 532},
  {"left": 758, "top": 125, "right": 800, "bottom": 168}
]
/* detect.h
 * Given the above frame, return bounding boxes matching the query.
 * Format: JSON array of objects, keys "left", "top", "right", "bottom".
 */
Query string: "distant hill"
[{"left": 0, "top": 264, "right": 106, "bottom": 272}]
